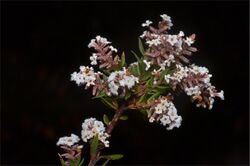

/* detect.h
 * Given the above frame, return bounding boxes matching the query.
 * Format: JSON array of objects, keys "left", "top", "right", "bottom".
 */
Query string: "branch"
[{"left": 87, "top": 104, "right": 127, "bottom": 166}]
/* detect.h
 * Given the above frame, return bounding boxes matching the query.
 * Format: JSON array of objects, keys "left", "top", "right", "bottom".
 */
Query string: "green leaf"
[
  {"left": 121, "top": 52, "right": 126, "bottom": 67},
  {"left": 138, "top": 38, "right": 145, "bottom": 56},
  {"left": 102, "top": 159, "right": 110, "bottom": 166},
  {"left": 147, "top": 92, "right": 161, "bottom": 103},
  {"left": 78, "top": 158, "right": 84, "bottom": 166},
  {"left": 100, "top": 97, "right": 117, "bottom": 110},
  {"left": 92, "top": 91, "right": 107, "bottom": 99},
  {"left": 125, "top": 91, "right": 132, "bottom": 100},
  {"left": 120, "top": 115, "right": 128, "bottom": 120},
  {"left": 103, "top": 114, "right": 110, "bottom": 125},
  {"left": 102, "top": 154, "right": 124, "bottom": 160},
  {"left": 131, "top": 50, "right": 145, "bottom": 76},
  {"left": 59, "top": 156, "right": 66, "bottom": 166},
  {"left": 90, "top": 134, "right": 99, "bottom": 156}
]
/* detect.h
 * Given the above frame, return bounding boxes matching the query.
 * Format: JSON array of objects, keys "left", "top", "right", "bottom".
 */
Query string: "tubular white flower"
[
  {"left": 149, "top": 96, "right": 182, "bottom": 130},
  {"left": 146, "top": 37, "right": 161, "bottom": 47},
  {"left": 167, "top": 35, "right": 178, "bottom": 46},
  {"left": 71, "top": 66, "right": 98, "bottom": 88},
  {"left": 107, "top": 68, "right": 139, "bottom": 96},
  {"left": 90, "top": 53, "right": 98, "bottom": 65},
  {"left": 81, "top": 118, "right": 110, "bottom": 147},
  {"left": 160, "top": 14, "right": 173, "bottom": 29},
  {"left": 88, "top": 36, "right": 111, "bottom": 48},
  {"left": 143, "top": 60, "right": 151, "bottom": 71},
  {"left": 185, "top": 37, "right": 194, "bottom": 46},
  {"left": 109, "top": 46, "right": 118, "bottom": 53},
  {"left": 142, "top": 20, "right": 153, "bottom": 27},
  {"left": 57, "top": 134, "right": 80, "bottom": 147}
]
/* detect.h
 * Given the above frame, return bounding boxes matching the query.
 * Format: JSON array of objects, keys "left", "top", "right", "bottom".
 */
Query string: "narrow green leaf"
[
  {"left": 102, "top": 154, "right": 124, "bottom": 160},
  {"left": 120, "top": 115, "right": 128, "bottom": 120},
  {"left": 125, "top": 91, "right": 131, "bottom": 100},
  {"left": 102, "top": 159, "right": 110, "bottom": 166},
  {"left": 78, "top": 158, "right": 84, "bottom": 166},
  {"left": 90, "top": 134, "right": 99, "bottom": 156},
  {"left": 100, "top": 97, "right": 117, "bottom": 110},
  {"left": 59, "top": 157, "right": 66, "bottom": 166},
  {"left": 92, "top": 91, "right": 106, "bottom": 99},
  {"left": 138, "top": 38, "right": 145, "bottom": 55},
  {"left": 103, "top": 114, "right": 110, "bottom": 125},
  {"left": 147, "top": 92, "right": 161, "bottom": 103},
  {"left": 121, "top": 52, "right": 126, "bottom": 67}
]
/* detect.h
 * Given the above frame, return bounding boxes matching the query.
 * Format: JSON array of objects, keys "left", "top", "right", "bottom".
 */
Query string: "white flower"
[
  {"left": 81, "top": 118, "right": 110, "bottom": 147},
  {"left": 143, "top": 60, "right": 151, "bottom": 71},
  {"left": 149, "top": 96, "right": 182, "bottom": 130},
  {"left": 88, "top": 36, "right": 111, "bottom": 48},
  {"left": 71, "top": 72, "right": 84, "bottom": 86},
  {"left": 109, "top": 46, "right": 118, "bottom": 53},
  {"left": 164, "top": 74, "right": 171, "bottom": 84},
  {"left": 167, "top": 116, "right": 182, "bottom": 130},
  {"left": 160, "top": 14, "right": 171, "bottom": 22},
  {"left": 146, "top": 37, "right": 161, "bottom": 47},
  {"left": 160, "top": 14, "right": 173, "bottom": 29},
  {"left": 155, "top": 104, "right": 164, "bottom": 114},
  {"left": 160, "top": 115, "right": 171, "bottom": 126},
  {"left": 215, "top": 90, "right": 224, "bottom": 100},
  {"left": 185, "top": 37, "right": 194, "bottom": 46},
  {"left": 140, "top": 31, "right": 147, "bottom": 38},
  {"left": 90, "top": 53, "right": 98, "bottom": 65},
  {"left": 96, "top": 36, "right": 111, "bottom": 44},
  {"left": 71, "top": 66, "right": 97, "bottom": 87},
  {"left": 178, "top": 31, "right": 185, "bottom": 37},
  {"left": 184, "top": 86, "right": 201, "bottom": 96},
  {"left": 142, "top": 20, "right": 153, "bottom": 27},
  {"left": 167, "top": 35, "right": 178, "bottom": 46},
  {"left": 56, "top": 134, "right": 80, "bottom": 147},
  {"left": 107, "top": 68, "right": 139, "bottom": 96}
]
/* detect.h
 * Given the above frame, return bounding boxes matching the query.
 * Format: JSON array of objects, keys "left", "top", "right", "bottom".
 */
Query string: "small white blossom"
[
  {"left": 107, "top": 68, "right": 139, "bottom": 96},
  {"left": 96, "top": 36, "right": 111, "bottom": 44},
  {"left": 149, "top": 96, "right": 182, "bottom": 130},
  {"left": 142, "top": 20, "right": 152, "bottom": 27},
  {"left": 185, "top": 37, "right": 194, "bottom": 46},
  {"left": 57, "top": 134, "right": 80, "bottom": 147},
  {"left": 143, "top": 60, "right": 151, "bottom": 71},
  {"left": 140, "top": 31, "right": 147, "bottom": 38},
  {"left": 109, "top": 46, "right": 118, "bottom": 53},
  {"left": 146, "top": 37, "right": 161, "bottom": 47},
  {"left": 71, "top": 66, "right": 97, "bottom": 87},
  {"left": 90, "top": 53, "right": 98, "bottom": 65},
  {"left": 81, "top": 118, "right": 110, "bottom": 147},
  {"left": 160, "top": 14, "right": 173, "bottom": 29},
  {"left": 185, "top": 86, "right": 201, "bottom": 96},
  {"left": 88, "top": 36, "right": 111, "bottom": 48},
  {"left": 167, "top": 35, "right": 178, "bottom": 46},
  {"left": 160, "top": 115, "right": 171, "bottom": 126},
  {"left": 178, "top": 31, "right": 185, "bottom": 37}
]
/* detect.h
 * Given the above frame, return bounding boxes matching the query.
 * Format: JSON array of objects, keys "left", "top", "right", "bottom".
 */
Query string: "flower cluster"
[
  {"left": 165, "top": 64, "right": 224, "bottom": 109},
  {"left": 140, "top": 14, "right": 197, "bottom": 70},
  {"left": 88, "top": 36, "right": 120, "bottom": 70},
  {"left": 57, "top": 134, "right": 80, "bottom": 147},
  {"left": 60, "top": 13, "right": 225, "bottom": 166},
  {"left": 57, "top": 134, "right": 83, "bottom": 166},
  {"left": 81, "top": 118, "right": 110, "bottom": 147},
  {"left": 107, "top": 68, "right": 139, "bottom": 96},
  {"left": 148, "top": 96, "right": 182, "bottom": 130}
]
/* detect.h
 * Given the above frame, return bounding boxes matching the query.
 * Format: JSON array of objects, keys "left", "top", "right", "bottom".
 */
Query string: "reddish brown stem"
[
  {"left": 87, "top": 104, "right": 127, "bottom": 166},
  {"left": 106, "top": 104, "right": 126, "bottom": 135}
]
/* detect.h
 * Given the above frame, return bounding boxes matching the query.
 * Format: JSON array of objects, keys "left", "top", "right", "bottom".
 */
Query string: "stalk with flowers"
[{"left": 56, "top": 14, "right": 224, "bottom": 166}]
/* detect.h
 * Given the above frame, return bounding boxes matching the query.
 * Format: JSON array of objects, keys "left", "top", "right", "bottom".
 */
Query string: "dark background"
[{"left": 1, "top": 1, "right": 249, "bottom": 165}]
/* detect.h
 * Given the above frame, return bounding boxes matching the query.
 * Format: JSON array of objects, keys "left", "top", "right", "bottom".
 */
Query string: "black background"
[{"left": 1, "top": 1, "right": 249, "bottom": 165}]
